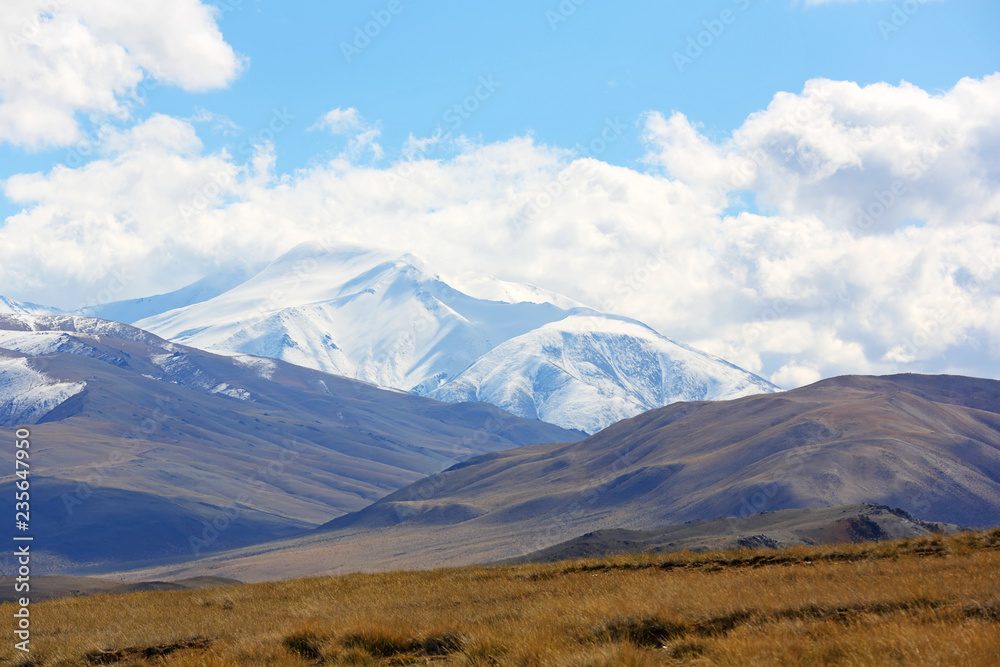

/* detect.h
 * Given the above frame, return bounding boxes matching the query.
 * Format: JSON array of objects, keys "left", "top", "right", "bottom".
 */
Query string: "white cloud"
[
  {"left": 310, "top": 107, "right": 383, "bottom": 160},
  {"left": 1, "top": 114, "right": 260, "bottom": 302},
  {"left": 0, "top": 0, "right": 242, "bottom": 149},
  {"left": 770, "top": 363, "right": 822, "bottom": 389},
  {"left": 190, "top": 107, "right": 241, "bottom": 137},
  {"left": 644, "top": 75, "right": 1000, "bottom": 232},
  {"left": 2, "top": 75, "right": 999, "bottom": 388},
  {"left": 310, "top": 107, "right": 364, "bottom": 135}
]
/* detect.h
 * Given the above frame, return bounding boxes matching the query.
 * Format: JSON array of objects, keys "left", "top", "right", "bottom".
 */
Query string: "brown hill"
[
  {"left": 505, "top": 503, "right": 964, "bottom": 564},
  {"left": 112, "top": 374, "right": 1000, "bottom": 581},
  {"left": 0, "top": 314, "right": 582, "bottom": 573}
]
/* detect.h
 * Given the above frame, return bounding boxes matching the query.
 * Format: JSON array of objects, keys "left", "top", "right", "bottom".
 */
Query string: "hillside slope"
[
  {"left": 507, "top": 503, "right": 964, "bottom": 563},
  {"left": 0, "top": 314, "right": 581, "bottom": 571},
  {"left": 111, "top": 374, "right": 1000, "bottom": 581}
]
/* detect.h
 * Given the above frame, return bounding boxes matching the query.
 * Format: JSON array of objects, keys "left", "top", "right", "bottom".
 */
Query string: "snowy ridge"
[
  {"left": 429, "top": 314, "right": 779, "bottom": 434},
  {"left": 0, "top": 313, "right": 262, "bottom": 403},
  {"left": 0, "top": 296, "right": 60, "bottom": 316},
  {"left": 77, "top": 262, "right": 268, "bottom": 324},
  {"left": 135, "top": 242, "right": 578, "bottom": 391},
  {"left": 0, "top": 356, "right": 86, "bottom": 426},
  {"left": 444, "top": 272, "right": 587, "bottom": 310},
  {"left": 87, "top": 241, "right": 779, "bottom": 433},
  {"left": 0, "top": 312, "right": 167, "bottom": 346}
]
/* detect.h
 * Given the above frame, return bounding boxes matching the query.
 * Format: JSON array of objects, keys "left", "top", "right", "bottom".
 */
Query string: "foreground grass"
[{"left": 3, "top": 530, "right": 1000, "bottom": 666}]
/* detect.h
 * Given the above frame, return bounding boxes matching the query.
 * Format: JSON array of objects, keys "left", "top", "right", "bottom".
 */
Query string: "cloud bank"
[
  {"left": 0, "top": 0, "right": 242, "bottom": 148},
  {"left": 2, "top": 74, "right": 998, "bottom": 389}
]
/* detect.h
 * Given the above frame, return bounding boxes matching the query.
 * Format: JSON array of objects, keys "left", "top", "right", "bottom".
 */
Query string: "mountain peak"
[
  {"left": 430, "top": 312, "right": 778, "bottom": 433},
  {"left": 0, "top": 295, "right": 60, "bottom": 316},
  {"left": 67, "top": 240, "right": 778, "bottom": 433}
]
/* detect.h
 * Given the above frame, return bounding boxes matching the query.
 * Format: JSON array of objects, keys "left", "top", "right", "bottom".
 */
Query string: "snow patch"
[
  {"left": 211, "top": 383, "right": 251, "bottom": 401},
  {"left": 0, "top": 330, "right": 77, "bottom": 356},
  {"left": 233, "top": 355, "right": 277, "bottom": 379},
  {"left": 0, "top": 357, "right": 86, "bottom": 426},
  {"left": 443, "top": 272, "right": 587, "bottom": 310}
]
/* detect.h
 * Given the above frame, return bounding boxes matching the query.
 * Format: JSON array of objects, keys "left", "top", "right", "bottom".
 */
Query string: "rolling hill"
[
  {"left": 0, "top": 313, "right": 581, "bottom": 573},
  {"left": 110, "top": 374, "right": 1000, "bottom": 582},
  {"left": 505, "top": 503, "right": 964, "bottom": 563}
]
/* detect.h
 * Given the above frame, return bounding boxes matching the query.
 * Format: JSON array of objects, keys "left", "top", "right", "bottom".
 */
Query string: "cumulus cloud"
[
  {"left": 644, "top": 75, "right": 1000, "bottom": 232},
  {"left": 0, "top": 0, "right": 242, "bottom": 148},
  {"left": 2, "top": 76, "right": 999, "bottom": 388},
  {"left": 310, "top": 108, "right": 364, "bottom": 135}
]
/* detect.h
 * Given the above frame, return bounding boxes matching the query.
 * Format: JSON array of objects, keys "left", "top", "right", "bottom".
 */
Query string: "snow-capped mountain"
[
  {"left": 134, "top": 242, "right": 582, "bottom": 391},
  {"left": 0, "top": 295, "right": 59, "bottom": 316},
  {"left": 0, "top": 312, "right": 581, "bottom": 568},
  {"left": 429, "top": 314, "right": 779, "bottom": 434},
  {"left": 78, "top": 262, "right": 267, "bottom": 325},
  {"left": 97, "top": 241, "right": 778, "bottom": 433}
]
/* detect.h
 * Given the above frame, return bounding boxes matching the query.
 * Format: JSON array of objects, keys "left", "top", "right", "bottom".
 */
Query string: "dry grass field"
[{"left": 4, "top": 530, "right": 1000, "bottom": 666}]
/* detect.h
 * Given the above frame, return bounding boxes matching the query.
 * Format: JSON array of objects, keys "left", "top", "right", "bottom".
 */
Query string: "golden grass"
[{"left": 3, "top": 529, "right": 999, "bottom": 666}]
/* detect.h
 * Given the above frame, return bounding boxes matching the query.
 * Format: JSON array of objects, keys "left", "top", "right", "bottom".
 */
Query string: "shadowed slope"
[
  {"left": 0, "top": 314, "right": 582, "bottom": 572},
  {"left": 112, "top": 374, "right": 1000, "bottom": 581},
  {"left": 506, "top": 503, "right": 964, "bottom": 563}
]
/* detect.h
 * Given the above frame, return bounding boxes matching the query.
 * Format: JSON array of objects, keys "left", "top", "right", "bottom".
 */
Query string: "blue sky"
[
  {"left": 2, "top": 0, "right": 998, "bottom": 192},
  {"left": 1, "top": 0, "right": 999, "bottom": 388}
]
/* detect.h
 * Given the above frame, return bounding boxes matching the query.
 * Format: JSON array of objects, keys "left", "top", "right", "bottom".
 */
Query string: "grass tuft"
[
  {"left": 281, "top": 630, "right": 324, "bottom": 662},
  {"left": 339, "top": 626, "right": 415, "bottom": 658},
  {"left": 597, "top": 614, "right": 689, "bottom": 647}
]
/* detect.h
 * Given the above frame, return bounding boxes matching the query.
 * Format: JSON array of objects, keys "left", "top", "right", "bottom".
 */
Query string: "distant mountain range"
[
  {"left": 62, "top": 242, "right": 778, "bottom": 433},
  {"left": 0, "top": 313, "right": 581, "bottom": 571},
  {"left": 6, "top": 248, "right": 998, "bottom": 585},
  {"left": 108, "top": 374, "right": 1000, "bottom": 582}
]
